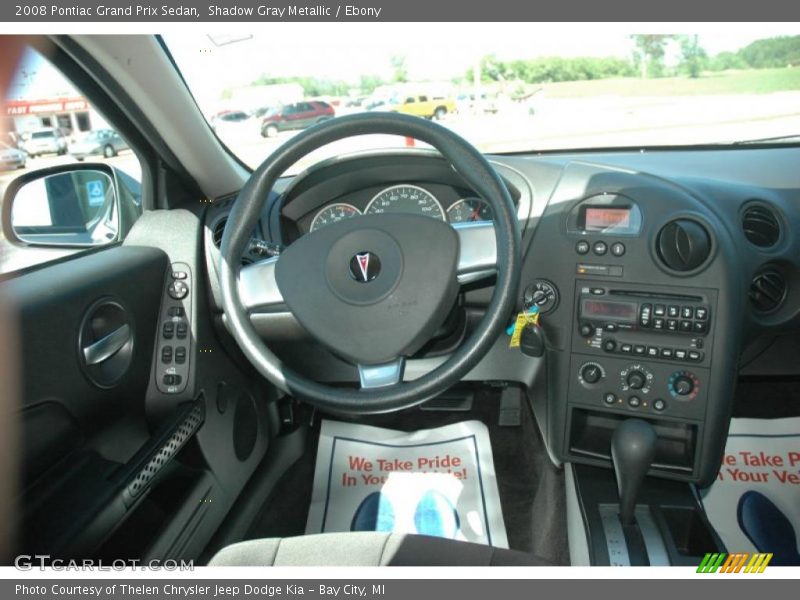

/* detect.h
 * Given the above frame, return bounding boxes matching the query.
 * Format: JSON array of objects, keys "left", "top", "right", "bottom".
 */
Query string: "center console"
[
  {"left": 517, "top": 161, "right": 744, "bottom": 565},
  {"left": 567, "top": 280, "right": 717, "bottom": 477},
  {"left": 520, "top": 161, "right": 744, "bottom": 489}
]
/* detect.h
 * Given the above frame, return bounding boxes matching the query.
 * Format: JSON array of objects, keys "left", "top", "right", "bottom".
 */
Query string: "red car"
[{"left": 260, "top": 101, "right": 334, "bottom": 137}]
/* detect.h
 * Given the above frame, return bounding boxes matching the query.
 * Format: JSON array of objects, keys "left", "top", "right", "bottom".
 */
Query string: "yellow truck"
[{"left": 390, "top": 94, "right": 457, "bottom": 120}]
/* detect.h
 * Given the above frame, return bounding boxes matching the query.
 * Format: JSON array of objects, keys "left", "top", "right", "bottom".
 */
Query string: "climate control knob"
[
  {"left": 668, "top": 370, "right": 700, "bottom": 401},
  {"left": 673, "top": 375, "right": 694, "bottom": 396},
  {"left": 626, "top": 370, "right": 647, "bottom": 390},
  {"left": 620, "top": 364, "right": 653, "bottom": 394},
  {"left": 579, "top": 362, "right": 604, "bottom": 385}
]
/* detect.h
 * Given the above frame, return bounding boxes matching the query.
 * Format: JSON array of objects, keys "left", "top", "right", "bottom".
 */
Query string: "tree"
[
  {"left": 679, "top": 35, "right": 708, "bottom": 78},
  {"left": 631, "top": 34, "right": 674, "bottom": 78},
  {"left": 359, "top": 74, "right": 384, "bottom": 95},
  {"left": 390, "top": 55, "right": 407, "bottom": 83}
]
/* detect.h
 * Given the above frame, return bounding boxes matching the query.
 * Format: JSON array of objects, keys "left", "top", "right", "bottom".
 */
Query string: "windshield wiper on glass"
[{"left": 732, "top": 134, "right": 800, "bottom": 145}]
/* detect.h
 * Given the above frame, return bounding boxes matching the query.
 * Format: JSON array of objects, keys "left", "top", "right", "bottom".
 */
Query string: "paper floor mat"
[
  {"left": 305, "top": 419, "right": 508, "bottom": 548},
  {"left": 699, "top": 417, "right": 800, "bottom": 565}
]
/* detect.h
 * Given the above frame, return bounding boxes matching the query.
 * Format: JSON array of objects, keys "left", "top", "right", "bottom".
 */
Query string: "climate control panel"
[{"left": 570, "top": 355, "right": 707, "bottom": 420}]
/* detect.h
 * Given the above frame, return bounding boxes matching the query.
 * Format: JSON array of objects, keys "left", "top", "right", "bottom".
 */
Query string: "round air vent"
[
  {"left": 212, "top": 217, "right": 227, "bottom": 248},
  {"left": 749, "top": 269, "right": 787, "bottom": 313},
  {"left": 656, "top": 219, "right": 711, "bottom": 272},
  {"left": 742, "top": 203, "right": 780, "bottom": 248}
]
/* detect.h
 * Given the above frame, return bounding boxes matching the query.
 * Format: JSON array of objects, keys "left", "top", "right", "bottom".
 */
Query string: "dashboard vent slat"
[
  {"left": 742, "top": 204, "right": 780, "bottom": 248},
  {"left": 212, "top": 218, "right": 227, "bottom": 248},
  {"left": 749, "top": 269, "right": 786, "bottom": 313}
]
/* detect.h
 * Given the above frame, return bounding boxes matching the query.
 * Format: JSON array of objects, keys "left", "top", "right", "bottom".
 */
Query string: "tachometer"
[
  {"left": 447, "top": 197, "right": 493, "bottom": 223},
  {"left": 310, "top": 203, "right": 361, "bottom": 232},
  {"left": 364, "top": 185, "right": 445, "bottom": 221}
]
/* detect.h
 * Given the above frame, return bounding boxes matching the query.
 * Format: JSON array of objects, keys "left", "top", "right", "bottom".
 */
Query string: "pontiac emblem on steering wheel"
[{"left": 350, "top": 252, "right": 381, "bottom": 282}]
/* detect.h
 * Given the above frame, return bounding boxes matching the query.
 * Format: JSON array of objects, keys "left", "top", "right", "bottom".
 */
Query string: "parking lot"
[{"left": 2, "top": 91, "right": 800, "bottom": 274}]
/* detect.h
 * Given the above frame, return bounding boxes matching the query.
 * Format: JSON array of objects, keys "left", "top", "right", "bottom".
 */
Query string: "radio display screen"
[
  {"left": 583, "top": 300, "right": 637, "bottom": 320},
  {"left": 583, "top": 207, "right": 631, "bottom": 232}
]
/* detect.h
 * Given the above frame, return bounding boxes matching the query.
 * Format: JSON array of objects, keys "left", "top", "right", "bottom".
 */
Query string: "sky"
[{"left": 7, "top": 25, "right": 800, "bottom": 105}]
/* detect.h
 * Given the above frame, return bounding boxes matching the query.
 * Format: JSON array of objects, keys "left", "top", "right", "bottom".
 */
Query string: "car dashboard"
[{"left": 203, "top": 145, "right": 800, "bottom": 487}]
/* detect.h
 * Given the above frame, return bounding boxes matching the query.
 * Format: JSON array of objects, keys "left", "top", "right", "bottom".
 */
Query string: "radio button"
[
  {"left": 620, "top": 343, "right": 632, "bottom": 353},
  {"left": 633, "top": 345, "right": 646, "bottom": 355},
  {"left": 610, "top": 242, "right": 626, "bottom": 257},
  {"left": 688, "top": 350, "right": 703, "bottom": 361},
  {"left": 680, "top": 320, "right": 693, "bottom": 332},
  {"left": 591, "top": 288, "right": 605, "bottom": 295},
  {"left": 579, "top": 323, "right": 595, "bottom": 337},
  {"left": 681, "top": 306, "right": 694, "bottom": 319},
  {"left": 667, "top": 305, "right": 680, "bottom": 318},
  {"left": 674, "top": 349, "right": 688, "bottom": 360},
  {"left": 604, "top": 323, "right": 618, "bottom": 332},
  {"left": 646, "top": 346, "right": 659, "bottom": 357},
  {"left": 653, "top": 318, "right": 664, "bottom": 330},
  {"left": 576, "top": 240, "right": 590, "bottom": 255},
  {"left": 660, "top": 347, "right": 674, "bottom": 358},
  {"left": 603, "top": 339, "right": 617, "bottom": 352},
  {"left": 666, "top": 319, "right": 678, "bottom": 332},
  {"left": 639, "top": 303, "right": 652, "bottom": 327},
  {"left": 695, "top": 307, "right": 708, "bottom": 320},
  {"left": 653, "top": 304, "right": 666, "bottom": 317},
  {"left": 592, "top": 241, "right": 608, "bottom": 255}
]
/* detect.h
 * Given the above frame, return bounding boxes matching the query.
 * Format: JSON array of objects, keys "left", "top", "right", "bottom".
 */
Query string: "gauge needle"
[{"left": 470, "top": 208, "right": 481, "bottom": 220}]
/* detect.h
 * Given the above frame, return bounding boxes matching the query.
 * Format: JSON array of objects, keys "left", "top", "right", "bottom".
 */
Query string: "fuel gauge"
[{"left": 447, "top": 197, "right": 493, "bottom": 223}]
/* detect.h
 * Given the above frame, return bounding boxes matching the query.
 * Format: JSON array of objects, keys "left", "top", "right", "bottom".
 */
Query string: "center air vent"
[
  {"left": 212, "top": 217, "right": 227, "bottom": 248},
  {"left": 749, "top": 269, "right": 787, "bottom": 313},
  {"left": 656, "top": 219, "right": 711, "bottom": 272},
  {"left": 742, "top": 204, "right": 780, "bottom": 248}
]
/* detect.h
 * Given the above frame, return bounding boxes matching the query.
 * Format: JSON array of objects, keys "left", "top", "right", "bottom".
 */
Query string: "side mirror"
[{"left": 2, "top": 163, "right": 137, "bottom": 248}]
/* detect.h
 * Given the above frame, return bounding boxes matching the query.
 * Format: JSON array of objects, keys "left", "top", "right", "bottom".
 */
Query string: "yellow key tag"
[{"left": 509, "top": 311, "right": 540, "bottom": 348}]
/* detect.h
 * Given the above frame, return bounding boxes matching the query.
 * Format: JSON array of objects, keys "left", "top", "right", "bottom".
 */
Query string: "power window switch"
[
  {"left": 162, "top": 322, "right": 175, "bottom": 339},
  {"left": 161, "top": 346, "right": 173, "bottom": 364},
  {"left": 176, "top": 322, "right": 188, "bottom": 339},
  {"left": 175, "top": 347, "right": 187, "bottom": 364}
]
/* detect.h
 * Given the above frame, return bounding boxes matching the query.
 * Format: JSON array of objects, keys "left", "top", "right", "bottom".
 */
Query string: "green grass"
[{"left": 540, "top": 67, "right": 800, "bottom": 99}]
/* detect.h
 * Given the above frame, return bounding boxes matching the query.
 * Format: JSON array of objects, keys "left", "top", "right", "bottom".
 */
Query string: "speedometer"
[
  {"left": 310, "top": 203, "right": 361, "bottom": 232},
  {"left": 364, "top": 185, "right": 445, "bottom": 221}
]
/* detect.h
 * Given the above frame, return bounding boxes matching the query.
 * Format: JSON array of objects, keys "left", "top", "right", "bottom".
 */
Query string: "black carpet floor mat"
[{"left": 244, "top": 386, "right": 569, "bottom": 564}]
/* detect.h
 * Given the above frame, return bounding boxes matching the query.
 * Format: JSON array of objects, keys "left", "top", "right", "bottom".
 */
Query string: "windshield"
[
  {"left": 163, "top": 27, "right": 800, "bottom": 175},
  {"left": 31, "top": 131, "right": 55, "bottom": 139}
]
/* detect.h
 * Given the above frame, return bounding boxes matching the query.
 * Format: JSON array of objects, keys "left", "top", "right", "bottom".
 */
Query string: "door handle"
[{"left": 83, "top": 323, "right": 131, "bottom": 365}]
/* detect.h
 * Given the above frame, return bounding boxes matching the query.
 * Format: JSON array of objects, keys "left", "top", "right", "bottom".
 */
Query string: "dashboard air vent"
[
  {"left": 742, "top": 204, "right": 780, "bottom": 248},
  {"left": 749, "top": 269, "right": 787, "bottom": 313},
  {"left": 656, "top": 219, "right": 711, "bottom": 272},
  {"left": 212, "top": 218, "right": 227, "bottom": 248}
]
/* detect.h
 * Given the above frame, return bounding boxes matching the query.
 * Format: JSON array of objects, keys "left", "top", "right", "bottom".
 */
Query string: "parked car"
[
  {"left": 21, "top": 127, "right": 68, "bottom": 157},
  {"left": 69, "top": 129, "right": 129, "bottom": 160},
  {"left": 0, "top": 141, "right": 27, "bottom": 170},
  {"left": 260, "top": 101, "right": 335, "bottom": 137},
  {"left": 389, "top": 94, "right": 457, "bottom": 120}
]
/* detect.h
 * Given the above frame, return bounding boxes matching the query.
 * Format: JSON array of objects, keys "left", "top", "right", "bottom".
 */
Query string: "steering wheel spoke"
[
  {"left": 454, "top": 221, "right": 498, "bottom": 284},
  {"left": 238, "top": 256, "right": 286, "bottom": 311},
  {"left": 358, "top": 358, "right": 406, "bottom": 389}
]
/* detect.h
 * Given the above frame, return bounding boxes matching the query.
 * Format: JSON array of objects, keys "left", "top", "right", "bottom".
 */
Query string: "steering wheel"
[{"left": 219, "top": 112, "right": 520, "bottom": 414}]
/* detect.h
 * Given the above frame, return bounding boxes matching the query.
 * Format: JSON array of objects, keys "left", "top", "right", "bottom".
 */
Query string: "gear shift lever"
[{"left": 611, "top": 419, "right": 657, "bottom": 526}]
